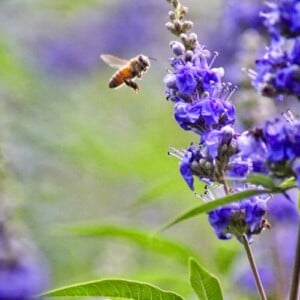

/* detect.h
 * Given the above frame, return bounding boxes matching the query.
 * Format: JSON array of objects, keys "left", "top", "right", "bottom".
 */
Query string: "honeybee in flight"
[{"left": 100, "top": 54, "right": 151, "bottom": 92}]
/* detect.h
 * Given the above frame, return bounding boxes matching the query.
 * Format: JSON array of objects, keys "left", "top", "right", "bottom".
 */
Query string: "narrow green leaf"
[
  {"left": 189, "top": 258, "right": 223, "bottom": 300},
  {"left": 159, "top": 189, "right": 270, "bottom": 231},
  {"left": 59, "top": 224, "right": 200, "bottom": 266},
  {"left": 42, "top": 278, "right": 185, "bottom": 299},
  {"left": 280, "top": 177, "right": 297, "bottom": 190},
  {"left": 131, "top": 177, "right": 178, "bottom": 208},
  {"left": 247, "top": 173, "right": 277, "bottom": 189}
]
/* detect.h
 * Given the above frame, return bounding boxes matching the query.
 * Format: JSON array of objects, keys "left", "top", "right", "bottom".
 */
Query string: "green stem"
[
  {"left": 289, "top": 221, "right": 300, "bottom": 300},
  {"left": 241, "top": 234, "right": 267, "bottom": 300}
]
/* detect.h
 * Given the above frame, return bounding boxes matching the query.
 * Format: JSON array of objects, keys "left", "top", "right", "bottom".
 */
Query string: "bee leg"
[{"left": 125, "top": 79, "right": 139, "bottom": 92}]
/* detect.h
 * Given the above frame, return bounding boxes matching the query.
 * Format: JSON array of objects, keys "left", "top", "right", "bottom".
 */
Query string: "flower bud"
[
  {"left": 182, "top": 21, "right": 193, "bottom": 32},
  {"left": 166, "top": 22, "right": 175, "bottom": 32},
  {"left": 170, "top": 41, "right": 185, "bottom": 56},
  {"left": 164, "top": 73, "right": 177, "bottom": 88},
  {"left": 168, "top": 11, "right": 176, "bottom": 21}
]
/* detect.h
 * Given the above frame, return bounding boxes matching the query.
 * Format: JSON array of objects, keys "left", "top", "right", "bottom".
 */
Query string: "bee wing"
[{"left": 100, "top": 54, "right": 128, "bottom": 69}]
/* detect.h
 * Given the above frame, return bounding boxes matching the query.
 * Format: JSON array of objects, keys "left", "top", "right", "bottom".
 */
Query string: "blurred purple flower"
[
  {"left": 268, "top": 193, "right": 299, "bottom": 223},
  {"left": 251, "top": 39, "right": 300, "bottom": 99},
  {"left": 262, "top": 0, "right": 300, "bottom": 41},
  {"left": 237, "top": 267, "right": 275, "bottom": 295},
  {"left": 206, "top": 0, "right": 265, "bottom": 83},
  {"left": 236, "top": 192, "right": 299, "bottom": 297},
  {"left": 0, "top": 224, "right": 50, "bottom": 299},
  {"left": 37, "top": 0, "right": 164, "bottom": 77}
]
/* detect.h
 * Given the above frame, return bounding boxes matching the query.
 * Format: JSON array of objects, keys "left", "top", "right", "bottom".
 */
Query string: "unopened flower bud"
[
  {"left": 180, "top": 33, "right": 188, "bottom": 44},
  {"left": 168, "top": 11, "right": 176, "bottom": 21},
  {"left": 164, "top": 73, "right": 177, "bottom": 88},
  {"left": 170, "top": 41, "right": 185, "bottom": 56},
  {"left": 174, "top": 20, "right": 182, "bottom": 33},
  {"left": 182, "top": 21, "right": 193, "bottom": 32},
  {"left": 166, "top": 22, "right": 175, "bottom": 32},
  {"left": 181, "top": 6, "right": 188, "bottom": 15},
  {"left": 185, "top": 50, "right": 193, "bottom": 61},
  {"left": 205, "top": 161, "right": 212, "bottom": 170}
]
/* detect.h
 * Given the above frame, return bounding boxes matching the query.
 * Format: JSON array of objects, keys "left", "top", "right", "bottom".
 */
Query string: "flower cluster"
[
  {"left": 252, "top": 0, "right": 300, "bottom": 100},
  {"left": 165, "top": 0, "right": 270, "bottom": 242},
  {"left": 202, "top": 185, "right": 270, "bottom": 242},
  {"left": 165, "top": 1, "right": 237, "bottom": 190},
  {"left": 237, "top": 112, "right": 300, "bottom": 186},
  {"left": 261, "top": 0, "right": 300, "bottom": 40},
  {"left": 250, "top": 39, "right": 300, "bottom": 99},
  {"left": 170, "top": 126, "right": 239, "bottom": 190},
  {"left": 164, "top": 38, "right": 236, "bottom": 139}
]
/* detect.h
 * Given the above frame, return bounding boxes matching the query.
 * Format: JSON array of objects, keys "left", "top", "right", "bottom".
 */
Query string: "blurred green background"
[{"left": 0, "top": 0, "right": 260, "bottom": 299}]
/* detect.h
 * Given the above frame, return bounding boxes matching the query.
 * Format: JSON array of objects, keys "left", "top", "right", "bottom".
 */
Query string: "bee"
[{"left": 100, "top": 54, "right": 151, "bottom": 92}]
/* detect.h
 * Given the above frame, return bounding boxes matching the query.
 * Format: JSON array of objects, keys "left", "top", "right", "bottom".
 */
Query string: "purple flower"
[
  {"left": 292, "top": 158, "right": 300, "bottom": 186},
  {"left": 236, "top": 131, "right": 269, "bottom": 174},
  {"left": 267, "top": 191, "right": 299, "bottom": 223},
  {"left": 205, "top": 186, "right": 269, "bottom": 242},
  {"left": 264, "top": 118, "right": 289, "bottom": 162},
  {"left": 262, "top": 0, "right": 300, "bottom": 40},
  {"left": 172, "top": 89, "right": 236, "bottom": 136},
  {"left": 251, "top": 42, "right": 300, "bottom": 99},
  {"left": 165, "top": 38, "right": 236, "bottom": 138},
  {"left": 205, "top": 126, "right": 235, "bottom": 158},
  {"left": 208, "top": 207, "right": 233, "bottom": 240},
  {"left": 0, "top": 255, "right": 48, "bottom": 299},
  {"left": 236, "top": 267, "right": 275, "bottom": 296},
  {"left": 236, "top": 114, "right": 300, "bottom": 186},
  {"left": 227, "top": 158, "right": 251, "bottom": 178},
  {"left": 179, "top": 147, "right": 197, "bottom": 190},
  {"left": 171, "top": 127, "right": 238, "bottom": 190},
  {"left": 252, "top": 0, "right": 300, "bottom": 100},
  {"left": 0, "top": 224, "right": 49, "bottom": 299},
  {"left": 175, "top": 64, "right": 197, "bottom": 95}
]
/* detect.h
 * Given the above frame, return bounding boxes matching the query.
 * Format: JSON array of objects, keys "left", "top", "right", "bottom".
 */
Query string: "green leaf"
[
  {"left": 280, "top": 177, "right": 297, "bottom": 190},
  {"left": 131, "top": 177, "right": 179, "bottom": 208},
  {"left": 42, "top": 278, "right": 185, "bottom": 299},
  {"left": 247, "top": 173, "right": 277, "bottom": 189},
  {"left": 247, "top": 174, "right": 297, "bottom": 191},
  {"left": 159, "top": 189, "right": 270, "bottom": 231},
  {"left": 59, "top": 223, "right": 200, "bottom": 266},
  {"left": 189, "top": 258, "right": 223, "bottom": 300}
]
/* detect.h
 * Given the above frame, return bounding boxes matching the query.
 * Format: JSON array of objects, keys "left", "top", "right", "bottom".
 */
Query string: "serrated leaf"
[
  {"left": 59, "top": 224, "right": 200, "bottom": 266},
  {"left": 159, "top": 189, "right": 270, "bottom": 231},
  {"left": 189, "top": 258, "right": 223, "bottom": 300},
  {"left": 42, "top": 278, "right": 185, "bottom": 299}
]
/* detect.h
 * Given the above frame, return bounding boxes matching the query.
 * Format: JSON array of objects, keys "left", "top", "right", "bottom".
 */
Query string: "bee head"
[{"left": 138, "top": 55, "right": 150, "bottom": 67}]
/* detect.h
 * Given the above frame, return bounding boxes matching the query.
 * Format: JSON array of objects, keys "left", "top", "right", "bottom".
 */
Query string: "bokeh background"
[{"left": 0, "top": 0, "right": 298, "bottom": 299}]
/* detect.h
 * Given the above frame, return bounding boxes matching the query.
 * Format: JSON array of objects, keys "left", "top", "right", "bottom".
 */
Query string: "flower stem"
[
  {"left": 241, "top": 234, "right": 267, "bottom": 300},
  {"left": 289, "top": 221, "right": 300, "bottom": 300}
]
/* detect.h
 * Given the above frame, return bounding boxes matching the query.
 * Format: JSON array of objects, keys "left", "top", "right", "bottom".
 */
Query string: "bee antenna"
[{"left": 148, "top": 56, "right": 157, "bottom": 61}]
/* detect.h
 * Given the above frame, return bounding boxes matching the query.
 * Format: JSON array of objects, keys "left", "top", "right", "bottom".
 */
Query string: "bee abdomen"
[
  {"left": 109, "top": 69, "right": 130, "bottom": 89},
  {"left": 109, "top": 79, "right": 119, "bottom": 88}
]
